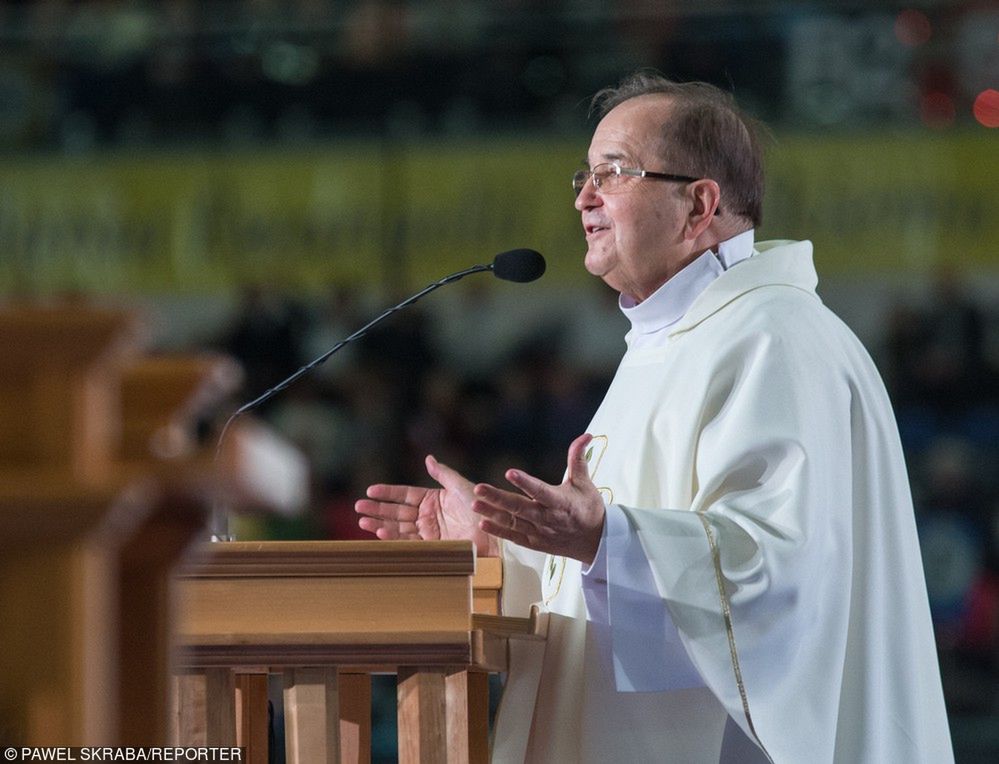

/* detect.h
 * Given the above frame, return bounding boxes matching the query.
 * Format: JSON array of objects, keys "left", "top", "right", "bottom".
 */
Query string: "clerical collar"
[{"left": 621, "top": 229, "right": 755, "bottom": 347}]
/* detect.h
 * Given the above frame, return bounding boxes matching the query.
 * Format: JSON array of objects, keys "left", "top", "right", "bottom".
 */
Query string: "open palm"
[{"left": 355, "top": 455, "right": 498, "bottom": 556}]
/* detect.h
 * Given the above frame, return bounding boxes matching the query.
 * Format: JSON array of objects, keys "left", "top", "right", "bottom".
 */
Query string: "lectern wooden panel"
[{"left": 173, "top": 542, "right": 542, "bottom": 763}]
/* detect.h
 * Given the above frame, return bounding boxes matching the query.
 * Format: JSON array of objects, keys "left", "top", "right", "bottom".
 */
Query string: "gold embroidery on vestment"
[
  {"left": 543, "top": 435, "right": 610, "bottom": 605},
  {"left": 697, "top": 513, "right": 774, "bottom": 763}
]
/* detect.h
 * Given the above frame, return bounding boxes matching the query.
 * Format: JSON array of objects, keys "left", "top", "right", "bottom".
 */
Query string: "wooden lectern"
[{"left": 173, "top": 541, "right": 544, "bottom": 763}]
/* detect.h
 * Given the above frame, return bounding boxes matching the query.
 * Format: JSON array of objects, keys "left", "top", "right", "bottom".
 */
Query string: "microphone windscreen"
[{"left": 492, "top": 249, "right": 546, "bottom": 283}]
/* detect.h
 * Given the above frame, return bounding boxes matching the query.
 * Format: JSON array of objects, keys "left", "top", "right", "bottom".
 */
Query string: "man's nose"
[{"left": 574, "top": 178, "right": 600, "bottom": 211}]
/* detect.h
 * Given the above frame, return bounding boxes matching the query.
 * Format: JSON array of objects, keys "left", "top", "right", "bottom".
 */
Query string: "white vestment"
[{"left": 492, "top": 240, "right": 952, "bottom": 763}]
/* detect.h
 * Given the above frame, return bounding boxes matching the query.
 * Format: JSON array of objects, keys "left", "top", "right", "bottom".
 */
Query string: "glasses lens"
[
  {"left": 573, "top": 164, "right": 625, "bottom": 195},
  {"left": 592, "top": 163, "right": 619, "bottom": 191}
]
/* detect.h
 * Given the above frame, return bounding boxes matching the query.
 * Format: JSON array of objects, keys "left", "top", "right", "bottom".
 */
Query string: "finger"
[
  {"left": 358, "top": 516, "right": 393, "bottom": 536},
  {"left": 357, "top": 516, "right": 420, "bottom": 539},
  {"left": 354, "top": 498, "right": 419, "bottom": 522},
  {"left": 377, "top": 527, "right": 423, "bottom": 540},
  {"left": 471, "top": 498, "right": 544, "bottom": 545},
  {"left": 478, "top": 517, "right": 533, "bottom": 548},
  {"left": 471, "top": 496, "right": 517, "bottom": 525},
  {"left": 365, "top": 483, "right": 429, "bottom": 506},
  {"left": 472, "top": 484, "right": 538, "bottom": 520},
  {"left": 566, "top": 433, "right": 595, "bottom": 485},
  {"left": 502, "top": 468, "right": 559, "bottom": 507}
]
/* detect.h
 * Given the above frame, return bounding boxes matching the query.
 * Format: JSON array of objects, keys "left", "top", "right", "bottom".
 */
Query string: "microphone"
[{"left": 492, "top": 248, "right": 546, "bottom": 283}]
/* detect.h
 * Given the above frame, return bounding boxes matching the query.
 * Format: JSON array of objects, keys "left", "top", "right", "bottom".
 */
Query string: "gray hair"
[{"left": 592, "top": 71, "right": 765, "bottom": 227}]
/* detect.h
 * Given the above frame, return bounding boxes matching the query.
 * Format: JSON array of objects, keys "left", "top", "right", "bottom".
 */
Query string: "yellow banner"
[
  {"left": 0, "top": 132, "right": 996, "bottom": 294},
  {"left": 763, "top": 132, "right": 999, "bottom": 275}
]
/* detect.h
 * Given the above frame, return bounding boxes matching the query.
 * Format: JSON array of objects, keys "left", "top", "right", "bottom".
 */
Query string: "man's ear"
[{"left": 684, "top": 179, "right": 721, "bottom": 240}]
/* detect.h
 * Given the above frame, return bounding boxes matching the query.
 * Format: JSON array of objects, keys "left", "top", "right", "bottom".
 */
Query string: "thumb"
[
  {"left": 565, "top": 433, "right": 596, "bottom": 487},
  {"left": 426, "top": 454, "right": 471, "bottom": 493}
]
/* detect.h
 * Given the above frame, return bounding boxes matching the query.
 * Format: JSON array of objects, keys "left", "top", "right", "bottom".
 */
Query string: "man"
[{"left": 355, "top": 72, "right": 953, "bottom": 762}]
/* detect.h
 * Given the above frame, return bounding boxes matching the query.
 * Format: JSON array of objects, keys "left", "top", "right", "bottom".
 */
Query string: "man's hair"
[{"left": 591, "top": 71, "right": 765, "bottom": 227}]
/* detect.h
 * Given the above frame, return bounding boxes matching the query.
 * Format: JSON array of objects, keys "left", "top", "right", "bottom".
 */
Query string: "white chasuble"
[{"left": 492, "top": 240, "right": 952, "bottom": 763}]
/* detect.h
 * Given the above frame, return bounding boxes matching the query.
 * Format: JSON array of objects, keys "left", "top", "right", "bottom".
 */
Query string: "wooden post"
[
  {"left": 447, "top": 670, "right": 490, "bottom": 764},
  {"left": 205, "top": 668, "right": 236, "bottom": 747},
  {"left": 338, "top": 671, "right": 371, "bottom": 763},
  {"left": 173, "top": 673, "right": 207, "bottom": 745},
  {"left": 284, "top": 667, "right": 339, "bottom": 764},
  {"left": 236, "top": 674, "right": 270, "bottom": 764},
  {"left": 398, "top": 668, "right": 450, "bottom": 764}
]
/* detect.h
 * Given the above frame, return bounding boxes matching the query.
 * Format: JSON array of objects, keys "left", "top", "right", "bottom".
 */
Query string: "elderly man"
[{"left": 355, "top": 72, "right": 952, "bottom": 763}]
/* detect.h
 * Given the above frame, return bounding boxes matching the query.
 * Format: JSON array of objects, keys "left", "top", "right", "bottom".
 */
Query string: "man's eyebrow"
[{"left": 581, "top": 152, "right": 626, "bottom": 168}]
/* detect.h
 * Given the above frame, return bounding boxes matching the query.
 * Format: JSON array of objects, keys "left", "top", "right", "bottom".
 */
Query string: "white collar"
[
  {"left": 716, "top": 227, "right": 756, "bottom": 269},
  {"left": 621, "top": 229, "right": 755, "bottom": 347}
]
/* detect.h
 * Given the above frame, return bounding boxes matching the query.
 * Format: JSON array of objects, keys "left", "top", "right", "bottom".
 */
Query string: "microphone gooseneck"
[
  {"left": 211, "top": 248, "right": 547, "bottom": 539},
  {"left": 226, "top": 249, "right": 545, "bottom": 422}
]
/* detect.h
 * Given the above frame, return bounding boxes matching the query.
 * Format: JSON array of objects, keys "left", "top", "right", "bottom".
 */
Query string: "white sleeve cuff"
[
  {"left": 581, "top": 502, "right": 625, "bottom": 622},
  {"left": 605, "top": 507, "right": 706, "bottom": 692}
]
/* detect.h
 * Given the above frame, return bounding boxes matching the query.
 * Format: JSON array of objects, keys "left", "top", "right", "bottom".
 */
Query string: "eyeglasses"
[{"left": 572, "top": 161, "right": 701, "bottom": 197}]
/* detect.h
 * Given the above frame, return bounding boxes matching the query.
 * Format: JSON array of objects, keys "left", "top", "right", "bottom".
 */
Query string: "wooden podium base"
[{"left": 172, "top": 543, "right": 542, "bottom": 763}]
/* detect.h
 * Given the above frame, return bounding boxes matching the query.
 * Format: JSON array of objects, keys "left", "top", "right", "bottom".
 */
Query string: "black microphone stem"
[
  {"left": 234, "top": 263, "right": 490, "bottom": 419},
  {"left": 209, "top": 261, "right": 493, "bottom": 540}
]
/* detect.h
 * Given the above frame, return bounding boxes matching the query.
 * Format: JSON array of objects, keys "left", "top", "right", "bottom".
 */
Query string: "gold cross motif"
[{"left": 543, "top": 434, "right": 612, "bottom": 603}]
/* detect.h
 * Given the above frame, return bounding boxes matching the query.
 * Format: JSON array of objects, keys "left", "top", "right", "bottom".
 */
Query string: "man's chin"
[{"left": 583, "top": 252, "right": 610, "bottom": 279}]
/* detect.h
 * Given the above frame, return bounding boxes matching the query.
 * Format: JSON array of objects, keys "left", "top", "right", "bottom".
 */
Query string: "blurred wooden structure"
[
  {"left": 0, "top": 302, "right": 541, "bottom": 760},
  {"left": 0, "top": 303, "right": 306, "bottom": 745},
  {"left": 172, "top": 543, "right": 542, "bottom": 763}
]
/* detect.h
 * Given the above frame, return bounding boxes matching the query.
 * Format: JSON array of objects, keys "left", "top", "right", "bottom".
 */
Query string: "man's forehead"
[{"left": 588, "top": 94, "right": 673, "bottom": 160}]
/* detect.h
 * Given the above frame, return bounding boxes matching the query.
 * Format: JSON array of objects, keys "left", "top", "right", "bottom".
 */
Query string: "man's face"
[{"left": 575, "top": 95, "right": 692, "bottom": 303}]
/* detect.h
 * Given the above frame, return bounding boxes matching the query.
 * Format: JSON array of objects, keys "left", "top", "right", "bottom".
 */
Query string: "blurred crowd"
[
  {"left": 2, "top": 0, "right": 995, "bottom": 151},
  {"left": 883, "top": 268, "right": 999, "bottom": 726}
]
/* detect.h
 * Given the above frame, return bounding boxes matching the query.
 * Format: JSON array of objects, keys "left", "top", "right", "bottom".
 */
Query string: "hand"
[
  {"left": 471, "top": 433, "right": 606, "bottom": 564},
  {"left": 354, "top": 455, "right": 499, "bottom": 556}
]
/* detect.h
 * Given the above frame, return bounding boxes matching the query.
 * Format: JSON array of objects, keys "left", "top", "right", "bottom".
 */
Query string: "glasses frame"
[{"left": 572, "top": 161, "right": 701, "bottom": 197}]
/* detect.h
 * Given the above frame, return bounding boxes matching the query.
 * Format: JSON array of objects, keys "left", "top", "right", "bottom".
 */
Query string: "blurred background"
[{"left": 1, "top": 0, "right": 997, "bottom": 760}]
